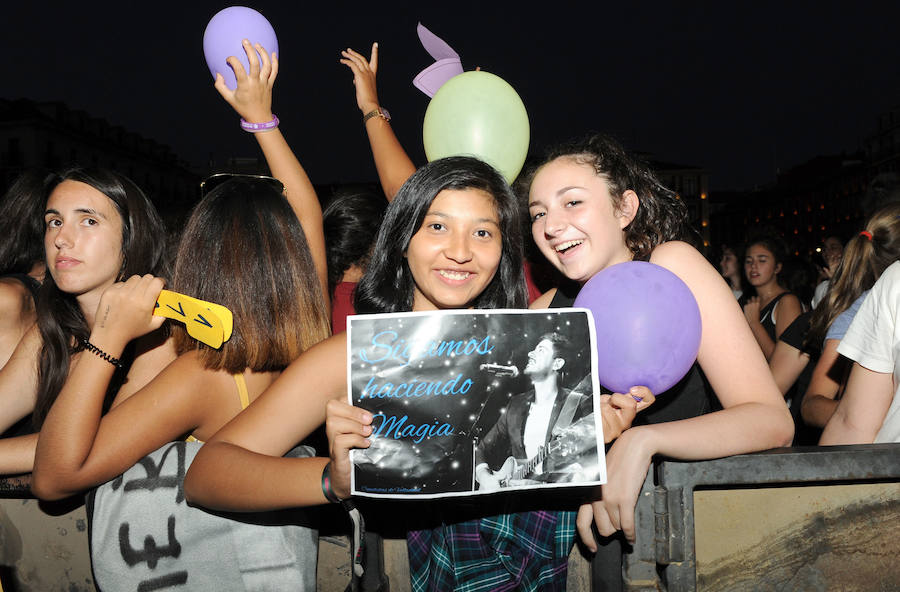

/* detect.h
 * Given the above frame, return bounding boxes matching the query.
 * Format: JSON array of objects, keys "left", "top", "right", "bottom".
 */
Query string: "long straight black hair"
[
  {"left": 354, "top": 156, "right": 527, "bottom": 314},
  {"left": 33, "top": 167, "right": 167, "bottom": 428}
]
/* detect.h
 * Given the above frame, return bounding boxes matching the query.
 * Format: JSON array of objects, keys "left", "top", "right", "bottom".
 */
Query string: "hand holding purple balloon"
[
  {"left": 574, "top": 261, "right": 702, "bottom": 395},
  {"left": 203, "top": 6, "right": 278, "bottom": 91}
]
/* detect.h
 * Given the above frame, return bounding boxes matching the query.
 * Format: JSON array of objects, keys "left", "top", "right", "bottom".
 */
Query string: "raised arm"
[
  {"left": 340, "top": 43, "right": 415, "bottom": 201},
  {"left": 31, "top": 275, "right": 208, "bottom": 500},
  {"left": 577, "top": 242, "right": 793, "bottom": 549},
  {"left": 216, "top": 40, "right": 328, "bottom": 301},
  {"left": 184, "top": 332, "right": 349, "bottom": 511}
]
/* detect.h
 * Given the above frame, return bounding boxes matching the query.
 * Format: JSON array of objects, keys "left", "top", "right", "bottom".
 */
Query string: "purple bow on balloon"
[{"left": 413, "top": 23, "right": 464, "bottom": 97}]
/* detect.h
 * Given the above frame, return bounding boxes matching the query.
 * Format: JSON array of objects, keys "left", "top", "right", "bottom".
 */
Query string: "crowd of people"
[{"left": 0, "top": 38, "right": 895, "bottom": 592}]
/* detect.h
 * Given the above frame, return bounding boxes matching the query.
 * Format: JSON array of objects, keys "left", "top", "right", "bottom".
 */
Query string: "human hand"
[
  {"left": 91, "top": 274, "right": 166, "bottom": 351},
  {"left": 339, "top": 43, "right": 380, "bottom": 114},
  {"left": 214, "top": 39, "right": 277, "bottom": 124},
  {"left": 742, "top": 296, "right": 761, "bottom": 323},
  {"left": 325, "top": 399, "right": 372, "bottom": 500},
  {"left": 576, "top": 427, "right": 654, "bottom": 549},
  {"left": 599, "top": 387, "right": 655, "bottom": 443}
]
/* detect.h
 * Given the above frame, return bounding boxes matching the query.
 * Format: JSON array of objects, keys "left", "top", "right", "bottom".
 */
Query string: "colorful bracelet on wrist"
[
  {"left": 321, "top": 461, "right": 341, "bottom": 503},
  {"left": 81, "top": 338, "right": 124, "bottom": 369},
  {"left": 240, "top": 115, "right": 279, "bottom": 133}
]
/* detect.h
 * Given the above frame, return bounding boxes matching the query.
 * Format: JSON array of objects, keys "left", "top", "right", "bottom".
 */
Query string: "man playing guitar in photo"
[{"left": 475, "top": 333, "right": 595, "bottom": 491}]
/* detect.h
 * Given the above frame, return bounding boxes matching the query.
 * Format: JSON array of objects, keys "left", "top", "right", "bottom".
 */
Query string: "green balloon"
[{"left": 423, "top": 71, "right": 530, "bottom": 184}]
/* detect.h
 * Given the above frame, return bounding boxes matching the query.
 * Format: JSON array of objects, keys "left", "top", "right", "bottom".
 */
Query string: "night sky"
[{"left": 7, "top": 2, "right": 900, "bottom": 190}]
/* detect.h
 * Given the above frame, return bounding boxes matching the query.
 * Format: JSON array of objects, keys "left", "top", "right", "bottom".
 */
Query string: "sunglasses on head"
[{"left": 199, "top": 173, "right": 284, "bottom": 197}]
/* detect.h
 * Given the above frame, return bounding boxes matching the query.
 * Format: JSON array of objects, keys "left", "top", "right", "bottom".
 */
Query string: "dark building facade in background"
[
  {"left": 651, "top": 160, "right": 710, "bottom": 252},
  {"left": 868, "top": 105, "right": 900, "bottom": 176},
  {"left": 0, "top": 98, "right": 200, "bottom": 228},
  {"left": 709, "top": 154, "right": 868, "bottom": 258},
  {"left": 707, "top": 105, "right": 900, "bottom": 260},
  {"left": 5, "top": 96, "right": 900, "bottom": 267}
]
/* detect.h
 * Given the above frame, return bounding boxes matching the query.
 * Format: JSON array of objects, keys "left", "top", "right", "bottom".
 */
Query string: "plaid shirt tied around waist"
[{"left": 407, "top": 509, "right": 576, "bottom": 592}]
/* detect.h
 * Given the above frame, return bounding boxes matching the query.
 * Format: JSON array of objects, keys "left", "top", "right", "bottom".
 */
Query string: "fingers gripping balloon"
[
  {"left": 574, "top": 262, "right": 702, "bottom": 395},
  {"left": 203, "top": 6, "right": 278, "bottom": 91}
]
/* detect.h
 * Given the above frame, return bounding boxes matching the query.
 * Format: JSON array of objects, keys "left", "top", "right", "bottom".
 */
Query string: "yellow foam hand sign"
[{"left": 153, "top": 290, "right": 233, "bottom": 348}]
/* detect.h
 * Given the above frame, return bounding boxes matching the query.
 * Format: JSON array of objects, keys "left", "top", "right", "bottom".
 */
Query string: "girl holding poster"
[
  {"left": 184, "top": 157, "right": 531, "bottom": 508},
  {"left": 524, "top": 134, "right": 794, "bottom": 550},
  {"left": 184, "top": 155, "right": 649, "bottom": 591}
]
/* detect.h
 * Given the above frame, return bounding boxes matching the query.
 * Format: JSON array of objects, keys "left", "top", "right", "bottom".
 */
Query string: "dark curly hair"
[{"left": 527, "top": 133, "right": 694, "bottom": 261}]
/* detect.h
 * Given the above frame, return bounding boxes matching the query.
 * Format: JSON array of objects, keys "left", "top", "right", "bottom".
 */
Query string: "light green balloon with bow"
[{"left": 423, "top": 71, "right": 530, "bottom": 184}]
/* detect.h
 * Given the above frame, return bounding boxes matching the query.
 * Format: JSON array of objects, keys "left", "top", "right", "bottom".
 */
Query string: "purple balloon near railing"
[
  {"left": 203, "top": 6, "right": 278, "bottom": 91},
  {"left": 574, "top": 261, "right": 702, "bottom": 395}
]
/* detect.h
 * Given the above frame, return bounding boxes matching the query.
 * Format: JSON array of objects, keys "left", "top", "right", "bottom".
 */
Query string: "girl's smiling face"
[
  {"left": 44, "top": 180, "right": 124, "bottom": 299},
  {"left": 528, "top": 158, "right": 634, "bottom": 284},
  {"left": 407, "top": 188, "right": 503, "bottom": 311}
]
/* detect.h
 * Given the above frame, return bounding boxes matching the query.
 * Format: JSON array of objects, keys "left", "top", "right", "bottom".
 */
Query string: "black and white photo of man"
[{"left": 474, "top": 332, "right": 597, "bottom": 491}]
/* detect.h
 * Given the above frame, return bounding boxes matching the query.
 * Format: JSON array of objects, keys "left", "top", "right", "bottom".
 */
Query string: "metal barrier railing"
[{"left": 614, "top": 443, "right": 900, "bottom": 591}]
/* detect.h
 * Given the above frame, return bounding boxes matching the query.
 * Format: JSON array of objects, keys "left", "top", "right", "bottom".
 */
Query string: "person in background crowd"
[
  {"left": 811, "top": 235, "right": 844, "bottom": 309},
  {"left": 0, "top": 167, "right": 174, "bottom": 476},
  {"left": 719, "top": 244, "right": 744, "bottom": 300},
  {"left": 0, "top": 170, "right": 51, "bottom": 371},
  {"left": 322, "top": 188, "right": 388, "bottom": 333},
  {"left": 742, "top": 235, "right": 803, "bottom": 359},
  {"left": 803, "top": 204, "right": 900, "bottom": 436}
]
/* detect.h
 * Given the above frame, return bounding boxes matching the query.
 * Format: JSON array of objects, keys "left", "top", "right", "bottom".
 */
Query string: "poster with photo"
[{"left": 347, "top": 308, "right": 605, "bottom": 499}]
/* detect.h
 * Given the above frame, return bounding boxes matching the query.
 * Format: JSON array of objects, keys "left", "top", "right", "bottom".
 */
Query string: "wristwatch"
[{"left": 362, "top": 107, "right": 391, "bottom": 123}]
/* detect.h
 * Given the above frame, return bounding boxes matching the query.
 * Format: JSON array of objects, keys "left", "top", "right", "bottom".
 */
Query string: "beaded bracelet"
[
  {"left": 321, "top": 462, "right": 341, "bottom": 503},
  {"left": 240, "top": 115, "right": 279, "bottom": 132},
  {"left": 81, "top": 338, "right": 124, "bottom": 369}
]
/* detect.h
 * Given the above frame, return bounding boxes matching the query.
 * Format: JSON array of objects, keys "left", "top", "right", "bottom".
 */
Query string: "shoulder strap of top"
[
  {"left": 771, "top": 292, "right": 789, "bottom": 307},
  {"left": 186, "top": 373, "right": 250, "bottom": 442},
  {"left": 233, "top": 373, "right": 250, "bottom": 410}
]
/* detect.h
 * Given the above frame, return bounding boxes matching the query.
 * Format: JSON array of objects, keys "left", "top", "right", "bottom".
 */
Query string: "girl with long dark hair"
[
  {"left": 184, "top": 155, "right": 649, "bottom": 592},
  {"left": 742, "top": 235, "right": 803, "bottom": 359},
  {"left": 0, "top": 167, "right": 174, "bottom": 475}
]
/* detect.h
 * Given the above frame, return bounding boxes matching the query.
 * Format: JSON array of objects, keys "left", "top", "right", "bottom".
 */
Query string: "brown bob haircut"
[{"left": 171, "top": 177, "right": 330, "bottom": 372}]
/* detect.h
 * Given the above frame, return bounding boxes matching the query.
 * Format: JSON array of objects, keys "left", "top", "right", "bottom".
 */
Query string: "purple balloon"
[
  {"left": 573, "top": 261, "right": 701, "bottom": 395},
  {"left": 203, "top": 6, "right": 278, "bottom": 91}
]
